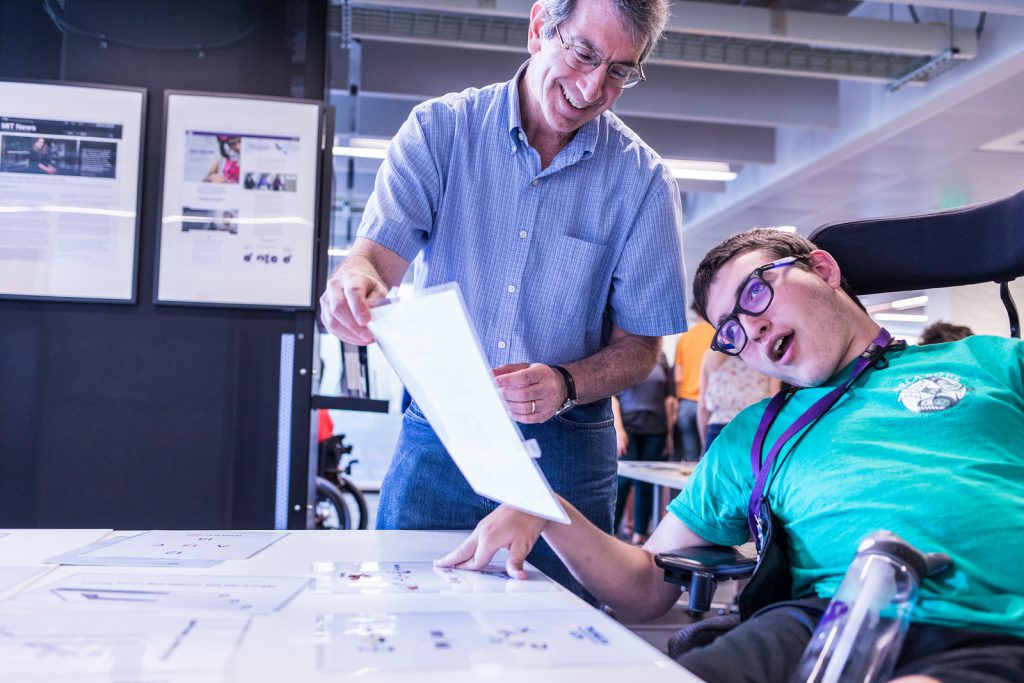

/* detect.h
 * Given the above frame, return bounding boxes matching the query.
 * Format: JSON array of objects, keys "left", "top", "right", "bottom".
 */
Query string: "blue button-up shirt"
[{"left": 360, "top": 62, "right": 687, "bottom": 367}]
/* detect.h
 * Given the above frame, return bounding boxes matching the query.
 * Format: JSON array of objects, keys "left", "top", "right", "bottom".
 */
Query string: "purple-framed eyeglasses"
[{"left": 711, "top": 256, "right": 803, "bottom": 356}]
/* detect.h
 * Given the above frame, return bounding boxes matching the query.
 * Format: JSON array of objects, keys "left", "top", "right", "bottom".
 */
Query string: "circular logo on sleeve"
[{"left": 897, "top": 374, "right": 968, "bottom": 413}]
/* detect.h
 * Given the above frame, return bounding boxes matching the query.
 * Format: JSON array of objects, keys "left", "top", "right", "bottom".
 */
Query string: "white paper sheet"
[
  {"left": 316, "top": 609, "right": 661, "bottom": 673},
  {"left": 368, "top": 284, "right": 568, "bottom": 523},
  {"left": 46, "top": 531, "right": 287, "bottom": 567},
  {"left": 6, "top": 573, "right": 308, "bottom": 615},
  {"left": 311, "top": 561, "right": 557, "bottom": 595},
  {"left": 0, "top": 566, "right": 49, "bottom": 597},
  {"left": 0, "top": 612, "right": 249, "bottom": 682}
]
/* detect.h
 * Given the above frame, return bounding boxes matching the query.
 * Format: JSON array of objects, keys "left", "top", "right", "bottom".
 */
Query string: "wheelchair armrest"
[{"left": 655, "top": 546, "right": 758, "bottom": 613}]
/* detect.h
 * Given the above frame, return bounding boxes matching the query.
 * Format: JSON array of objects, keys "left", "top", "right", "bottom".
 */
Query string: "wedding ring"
[{"left": 531, "top": 400, "right": 537, "bottom": 414}]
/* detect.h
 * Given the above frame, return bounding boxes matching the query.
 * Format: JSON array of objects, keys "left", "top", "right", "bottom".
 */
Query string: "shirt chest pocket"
[{"left": 530, "top": 234, "right": 610, "bottom": 323}]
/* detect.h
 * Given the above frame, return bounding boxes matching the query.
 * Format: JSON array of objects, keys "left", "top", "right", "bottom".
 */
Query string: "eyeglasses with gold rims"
[{"left": 554, "top": 25, "right": 645, "bottom": 89}]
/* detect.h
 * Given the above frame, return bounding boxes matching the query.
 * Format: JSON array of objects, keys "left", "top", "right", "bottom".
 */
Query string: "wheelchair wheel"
[
  {"left": 315, "top": 477, "right": 352, "bottom": 530},
  {"left": 337, "top": 476, "right": 369, "bottom": 530}
]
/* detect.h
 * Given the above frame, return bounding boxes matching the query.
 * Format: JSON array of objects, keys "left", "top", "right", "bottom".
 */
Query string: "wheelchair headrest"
[{"left": 809, "top": 189, "right": 1024, "bottom": 295}]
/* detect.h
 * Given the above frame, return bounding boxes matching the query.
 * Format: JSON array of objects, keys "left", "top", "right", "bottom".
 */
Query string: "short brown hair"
[
  {"left": 693, "top": 228, "right": 865, "bottom": 322},
  {"left": 920, "top": 321, "right": 974, "bottom": 345}
]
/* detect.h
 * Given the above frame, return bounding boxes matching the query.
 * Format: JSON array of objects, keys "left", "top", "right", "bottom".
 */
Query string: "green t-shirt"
[{"left": 668, "top": 335, "right": 1024, "bottom": 637}]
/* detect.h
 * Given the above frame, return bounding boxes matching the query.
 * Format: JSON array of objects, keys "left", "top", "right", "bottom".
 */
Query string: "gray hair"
[{"left": 538, "top": 0, "right": 669, "bottom": 62}]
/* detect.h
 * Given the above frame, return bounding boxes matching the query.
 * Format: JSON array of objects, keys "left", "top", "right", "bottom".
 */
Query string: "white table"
[
  {"left": 617, "top": 461, "right": 696, "bottom": 527},
  {"left": 0, "top": 529, "right": 705, "bottom": 683}
]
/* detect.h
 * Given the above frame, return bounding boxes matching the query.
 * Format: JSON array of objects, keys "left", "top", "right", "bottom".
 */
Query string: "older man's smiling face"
[{"left": 521, "top": 0, "right": 645, "bottom": 139}]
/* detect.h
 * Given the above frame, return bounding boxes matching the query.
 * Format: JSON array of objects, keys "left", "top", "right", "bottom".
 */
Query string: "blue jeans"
[
  {"left": 376, "top": 399, "right": 617, "bottom": 602},
  {"left": 614, "top": 431, "right": 667, "bottom": 537},
  {"left": 676, "top": 398, "right": 701, "bottom": 462},
  {"left": 704, "top": 422, "right": 725, "bottom": 453}
]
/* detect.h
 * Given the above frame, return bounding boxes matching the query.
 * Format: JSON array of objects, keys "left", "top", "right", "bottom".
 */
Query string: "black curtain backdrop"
[{"left": 0, "top": 0, "right": 328, "bottom": 529}]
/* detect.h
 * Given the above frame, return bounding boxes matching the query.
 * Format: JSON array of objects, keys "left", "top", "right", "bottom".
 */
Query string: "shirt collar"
[{"left": 506, "top": 60, "right": 530, "bottom": 146}]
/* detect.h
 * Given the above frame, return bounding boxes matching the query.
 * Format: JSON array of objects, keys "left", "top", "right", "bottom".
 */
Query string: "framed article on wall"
[
  {"left": 0, "top": 80, "right": 146, "bottom": 303},
  {"left": 155, "top": 91, "right": 326, "bottom": 309}
]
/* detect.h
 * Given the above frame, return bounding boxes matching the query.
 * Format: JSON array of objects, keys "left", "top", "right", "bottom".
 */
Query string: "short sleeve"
[
  {"left": 357, "top": 103, "right": 450, "bottom": 261},
  {"left": 667, "top": 408, "right": 760, "bottom": 546},
  {"left": 607, "top": 164, "right": 687, "bottom": 336}
]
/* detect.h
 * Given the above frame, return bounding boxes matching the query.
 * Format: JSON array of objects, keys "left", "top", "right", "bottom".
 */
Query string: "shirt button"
[
  {"left": 531, "top": 179, "right": 539, "bottom": 187},
  {"left": 518, "top": 132, "right": 525, "bottom": 141},
  {"left": 519, "top": 230, "right": 528, "bottom": 238},
  {"left": 510, "top": 145, "right": 517, "bottom": 154},
  {"left": 507, "top": 285, "right": 516, "bottom": 293},
  {"left": 498, "top": 341, "right": 507, "bottom": 349}
]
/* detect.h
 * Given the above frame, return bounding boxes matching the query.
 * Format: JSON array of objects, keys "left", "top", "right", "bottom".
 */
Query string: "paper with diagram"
[
  {"left": 316, "top": 609, "right": 659, "bottom": 673},
  {"left": 6, "top": 572, "right": 308, "bottom": 615},
  {"left": 368, "top": 284, "right": 568, "bottom": 523},
  {"left": 0, "top": 612, "right": 248, "bottom": 681},
  {"left": 312, "top": 561, "right": 557, "bottom": 594},
  {"left": 45, "top": 530, "right": 287, "bottom": 567}
]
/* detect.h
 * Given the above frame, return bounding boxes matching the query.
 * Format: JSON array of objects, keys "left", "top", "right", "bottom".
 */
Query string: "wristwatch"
[{"left": 551, "top": 365, "right": 577, "bottom": 416}]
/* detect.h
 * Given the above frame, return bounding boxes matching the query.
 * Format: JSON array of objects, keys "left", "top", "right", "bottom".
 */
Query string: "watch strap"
[{"left": 550, "top": 365, "right": 576, "bottom": 401}]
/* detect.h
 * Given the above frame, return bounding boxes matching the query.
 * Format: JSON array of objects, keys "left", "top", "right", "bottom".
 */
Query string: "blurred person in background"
[
  {"left": 674, "top": 306, "right": 714, "bottom": 461},
  {"left": 698, "top": 352, "right": 779, "bottom": 453},
  {"left": 612, "top": 350, "right": 675, "bottom": 544},
  {"left": 920, "top": 321, "right": 974, "bottom": 345}
]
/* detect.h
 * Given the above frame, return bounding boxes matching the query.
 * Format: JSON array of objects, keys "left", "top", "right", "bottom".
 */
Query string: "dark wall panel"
[
  {"left": 0, "top": 0, "right": 62, "bottom": 80},
  {"left": 0, "top": 0, "right": 327, "bottom": 529},
  {"left": 61, "top": 1, "right": 293, "bottom": 95},
  {"left": 0, "top": 315, "right": 45, "bottom": 526}
]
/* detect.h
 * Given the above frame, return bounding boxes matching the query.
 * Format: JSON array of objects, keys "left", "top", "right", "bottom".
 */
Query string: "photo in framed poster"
[
  {"left": 155, "top": 91, "right": 325, "bottom": 309},
  {"left": 0, "top": 80, "right": 145, "bottom": 302}
]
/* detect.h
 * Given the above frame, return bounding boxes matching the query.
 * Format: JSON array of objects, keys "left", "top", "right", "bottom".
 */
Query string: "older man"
[
  {"left": 440, "top": 229, "right": 1024, "bottom": 682},
  {"left": 319, "top": 0, "right": 686, "bottom": 598}
]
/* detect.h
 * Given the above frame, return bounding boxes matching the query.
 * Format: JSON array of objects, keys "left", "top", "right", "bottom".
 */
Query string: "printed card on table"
[
  {"left": 313, "top": 561, "right": 558, "bottom": 594},
  {"left": 0, "top": 612, "right": 249, "bottom": 681},
  {"left": 45, "top": 530, "right": 287, "bottom": 567},
  {"left": 316, "top": 609, "right": 661, "bottom": 673},
  {"left": 5, "top": 572, "right": 308, "bottom": 615}
]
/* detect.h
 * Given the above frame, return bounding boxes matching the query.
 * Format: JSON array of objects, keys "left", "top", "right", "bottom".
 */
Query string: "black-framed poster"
[
  {"left": 155, "top": 91, "right": 326, "bottom": 309},
  {"left": 0, "top": 80, "right": 145, "bottom": 303}
]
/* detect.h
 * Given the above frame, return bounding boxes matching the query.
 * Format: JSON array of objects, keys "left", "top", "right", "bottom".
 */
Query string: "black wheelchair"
[
  {"left": 656, "top": 188, "right": 1024, "bottom": 658},
  {"left": 315, "top": 433, "right": 370, "bottom": 530}
]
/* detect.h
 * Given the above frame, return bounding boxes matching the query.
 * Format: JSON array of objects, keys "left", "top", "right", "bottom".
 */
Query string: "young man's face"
[
  {"left": 704, "top": 249, "right": 852, "bottom": 388},
  {"left": 522, "top": 0, "right": 644, "bottom": 137}
]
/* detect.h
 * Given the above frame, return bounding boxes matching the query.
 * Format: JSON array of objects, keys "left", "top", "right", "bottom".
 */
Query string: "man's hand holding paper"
[
  {"left": 493, "top": 363, "right": 568, "bottom": 424},
  {"left": 319, "top": 237, "right": 410, "bottom": 345}
]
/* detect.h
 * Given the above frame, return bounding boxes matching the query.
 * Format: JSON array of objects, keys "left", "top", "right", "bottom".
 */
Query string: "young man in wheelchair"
[{"left": 438, "top": 228, "right": 1024, "bottom": 682}]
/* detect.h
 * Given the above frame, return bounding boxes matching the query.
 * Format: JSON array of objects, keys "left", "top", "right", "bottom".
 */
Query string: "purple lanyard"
[{"left": 746, "top": 328, "right": 893, "bottom": 545}]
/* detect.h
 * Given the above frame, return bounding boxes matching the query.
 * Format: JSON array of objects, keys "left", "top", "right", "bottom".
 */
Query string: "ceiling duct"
[
  {"left": 333, "top": 2, "right": 976, "bottom": 84},
  {"left": 347, "top": 4, "right": 528, "bottom": 51},
  {"left": 649, "top": 33, "right": 930, "bottom": 82}
]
